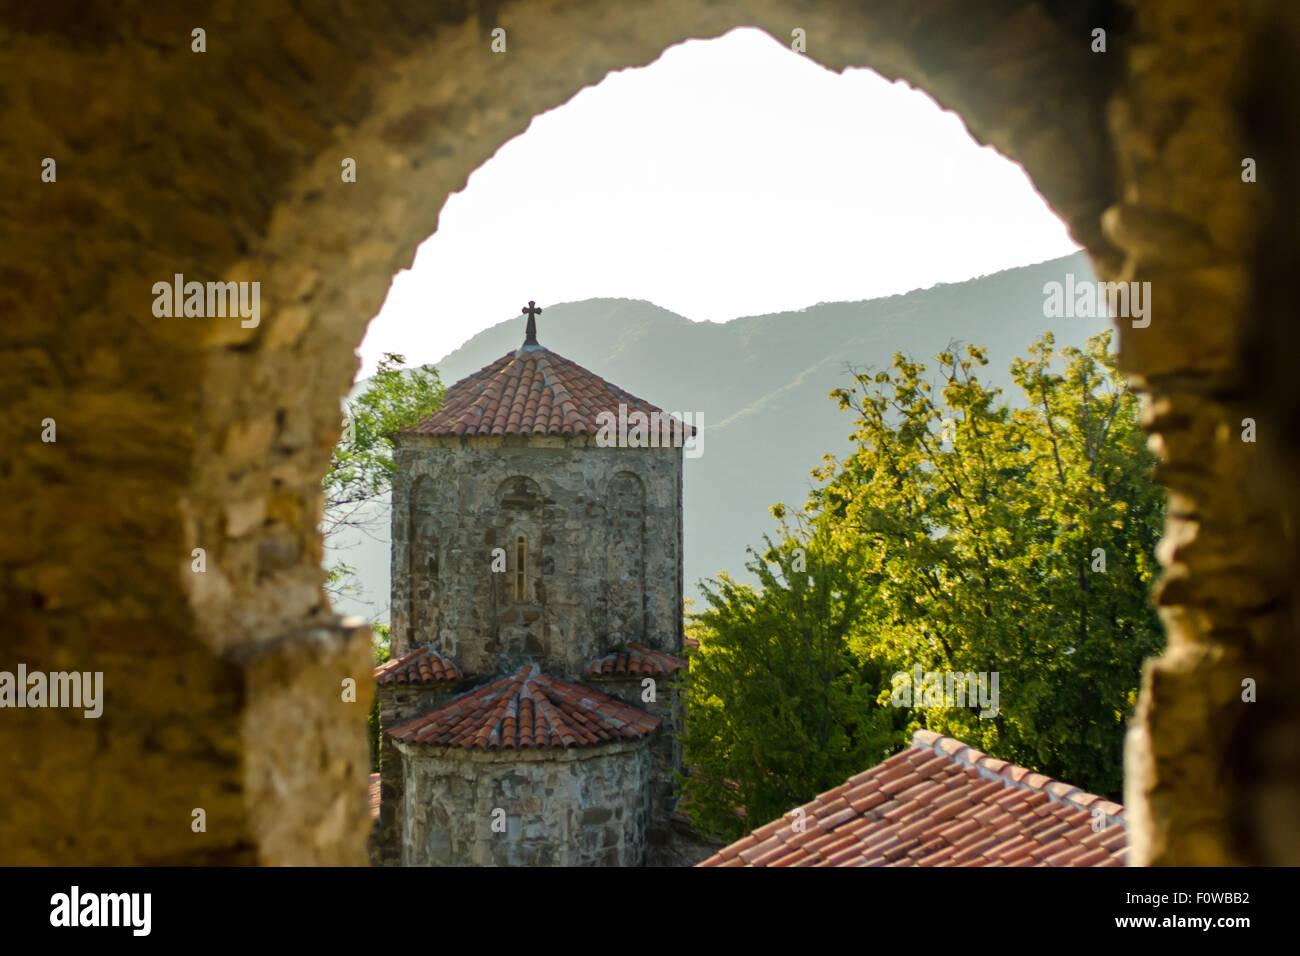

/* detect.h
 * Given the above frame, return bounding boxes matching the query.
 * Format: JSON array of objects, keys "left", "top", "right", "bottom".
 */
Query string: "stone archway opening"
[
  {"left": 340, "top": 23, "right": 1097, "bottom": 628},
  {"left": 5, "top": 1, "right": 1285, "bottom": 867},
  {"left": 352, "top": 24, "right": 1135, "bottom": 871}
]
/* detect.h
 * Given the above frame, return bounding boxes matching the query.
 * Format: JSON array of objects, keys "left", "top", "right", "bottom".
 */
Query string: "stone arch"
[
  {"left": 497, "top": 475, "right": 543, "bottom": 513},
  {"left": 4, "top": 0, "right": 1293, "bottom": 866},
  {"left": 494, "top": 475, "right": 544, "bottom": 598}
]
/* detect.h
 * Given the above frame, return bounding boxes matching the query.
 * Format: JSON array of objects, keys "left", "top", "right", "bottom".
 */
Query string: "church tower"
[{"left": 373, "top": 302, "right": 691, "bottom": 866}]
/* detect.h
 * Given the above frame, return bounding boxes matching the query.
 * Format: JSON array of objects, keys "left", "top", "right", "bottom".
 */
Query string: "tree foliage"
[
  {"left": 817, "top": 331, "right": 1162, "bottom": 797},
  {"left": 322, "top": 352, "right": 444, "bottom": 598},
  {"left": 679, "top": 516, "right": 904, "bottom": 841},
  {"left": 680, "top": 331, "right": 1163, "bottom": 837},
  {"left": 368, "top": 622, "right": 392, "bottom": 772}
]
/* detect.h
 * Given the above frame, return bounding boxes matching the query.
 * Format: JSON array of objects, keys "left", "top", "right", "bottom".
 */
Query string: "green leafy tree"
[
  {"left": 368, "top": 622, "right": 392, "bottom": 772},
  {"left": 818, "top": 330, "right": 1163, "bottom": 797},
  {"left": 680, "top": 331, "right": 1161, "bottom": 837},
  {"left": 680, "top": 514, "right": 904, "bottom": 841},
  {"left": 323, "top": 352, "right": 444, "bottom": 599}
]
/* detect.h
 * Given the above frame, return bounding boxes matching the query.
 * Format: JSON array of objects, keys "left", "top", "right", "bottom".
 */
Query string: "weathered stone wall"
[
  {"left": 1231, "top": 1, "right": 1300, "bottom": 868},
  {"left": 379, "top": 682, "right": 462, "bottom": 727},
  {"left": 651, "top": 817, "right": 726, "bottom": 868},
  {"left": 390, "top": 434, "right": 684, "bottom": 675},
  {"left": 587, "top": 674, "right": 683, "bottom": 847},
  {"left": 371, "top": 680, "right": 462, "bottom": 866},
  {"left": 396, "top": 739, "right": 652, "bottom": 866},
  {"left": 3, "top": 0, "right": 1297, "bottom": 866},
  {"left": 1110, "top": 0, "right": 1282, "bottom": 866}
]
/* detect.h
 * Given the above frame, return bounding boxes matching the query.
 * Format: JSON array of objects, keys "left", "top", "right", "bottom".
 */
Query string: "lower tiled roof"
[
  {"left": 369, "top": 773, "right": 380, "bottom": 820},
  {"left": 388, "top": 664, "right": 660, "bottom": 750},
  {"left": 374, "top": 645, "right": 461, "bottom": 685},
  {"left": 699, "top": 730, "right": 1127, "bottom": 867},
  {"left": 588, "top": 643, "right": 688, "bottom": 677}
]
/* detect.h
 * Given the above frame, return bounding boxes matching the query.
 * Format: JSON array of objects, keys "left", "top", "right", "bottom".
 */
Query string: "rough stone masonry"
[{"left": 2, "top": 0, "right": 1298, "bottom": 866}]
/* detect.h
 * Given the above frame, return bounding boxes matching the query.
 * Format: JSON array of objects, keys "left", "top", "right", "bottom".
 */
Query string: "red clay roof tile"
[
  {"left": 401, "top": 344, "right": 693, "bottom": 439},
  {"left": 1072, "top": 846, "right": 1111, "bottom": 866},
  {"left": 587, "top": 643, "right": 688, "bottom": 678},
  {"left": 374, "top": 645, "right": 462, "bottom": 685},
  {"left": 697, "top": 730, "right": 1127, "bottom": 868},
  {"left": 1046, "top": 844, "right": 1089, "bottom": 866},
  {"left": 387, "top": 664, "right": 659, "bottom": 750}
]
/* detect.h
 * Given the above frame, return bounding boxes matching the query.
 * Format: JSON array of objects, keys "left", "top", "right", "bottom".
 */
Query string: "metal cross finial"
[{"left": 522, "top": 300, "right": 542, "bottom": 346}]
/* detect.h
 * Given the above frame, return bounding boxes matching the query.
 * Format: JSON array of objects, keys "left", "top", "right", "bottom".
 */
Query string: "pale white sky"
[{"left": 356, "top": 27, "right": 1079, "bottom": 379}]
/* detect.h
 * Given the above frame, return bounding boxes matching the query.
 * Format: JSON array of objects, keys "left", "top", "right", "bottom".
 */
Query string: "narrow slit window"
[{"left": 513, "top": 535, "right": 527, "bottom": 603}]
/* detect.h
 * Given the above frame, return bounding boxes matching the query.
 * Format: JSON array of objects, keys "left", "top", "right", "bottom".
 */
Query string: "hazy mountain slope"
[{"left": 326, "top": 252, "right": 1105, "bottom": 622}]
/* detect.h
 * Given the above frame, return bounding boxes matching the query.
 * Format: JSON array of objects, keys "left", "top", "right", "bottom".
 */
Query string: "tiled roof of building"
[
  {"left": 588, "top": 642, "right": 688, "bottom": 677},
  {"left": 369, "top": 773, "right": 380, "bottom": 820},
  {"left": 387, "top": 664, "right": 661, "bottom": 750},
  {"left": 401, "top": 344, "right": 691, "bottom": 439},
  {"left": 374, "top": 645, "right": 461, "bottom": 685},
  {"left": 699, "top": 730, "right": 1127, "bottom": 867}
]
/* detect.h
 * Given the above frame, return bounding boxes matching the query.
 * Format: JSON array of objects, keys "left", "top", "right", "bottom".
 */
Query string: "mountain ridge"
[{"left": 327, "top": 251, "right": 1105, "bottom": 622}]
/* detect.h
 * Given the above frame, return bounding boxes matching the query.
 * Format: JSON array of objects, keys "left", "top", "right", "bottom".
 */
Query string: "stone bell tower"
[
  {"left": 373, "top": 301, "right": 693, "bottom": 866},
  {"left": 389, "top": 300, "right": 686, "bottom": 672}
]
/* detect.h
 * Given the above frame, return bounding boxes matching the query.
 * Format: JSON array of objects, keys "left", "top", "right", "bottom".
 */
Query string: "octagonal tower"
[
  {"left": 375, "top": 303, "right": 694, "bottom": 867},
  {"left": 389, "top": 309, "right": 687, "bottom": 678}
]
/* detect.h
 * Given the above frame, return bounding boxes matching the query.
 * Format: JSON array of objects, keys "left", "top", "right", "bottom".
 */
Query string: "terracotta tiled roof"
[
  {"left": 388, "top": 664, "right": 661, "bottom": 750},
  {"left": 401, "top": 344, "right": 692, "bottom": 438},
  {"left": 699, "top": 730, "right": 1127, "bottom": 867},
  {"left": 369, "top": 773, "right": 380, "bottom": 820},
  {"left": 588, "top": 642, "right": 688, "bottom": 677},
  {"left": 374, "top": 645, "right": 461, "bottom": 685}
]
